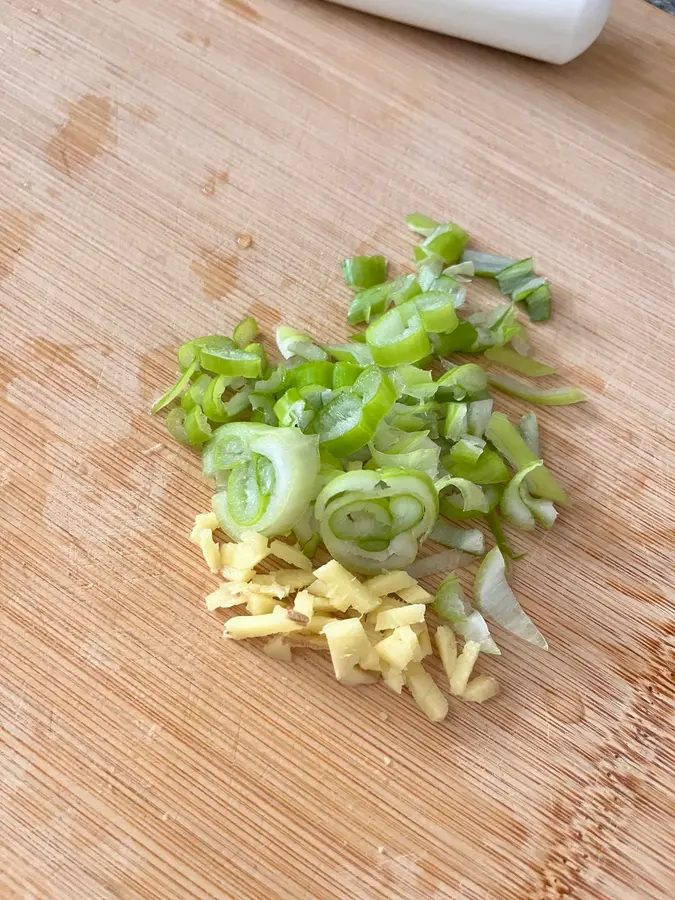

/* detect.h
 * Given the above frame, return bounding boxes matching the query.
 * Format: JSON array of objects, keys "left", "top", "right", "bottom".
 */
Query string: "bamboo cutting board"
[{"left": 1, "top": 0, "right": 675, "bottom": 897}]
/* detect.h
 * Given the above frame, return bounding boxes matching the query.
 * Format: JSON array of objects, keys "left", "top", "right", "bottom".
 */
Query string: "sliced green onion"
[
  {"left": 226, "top": 457, "right": 272, "bottom": 527},
  {"left": 390, "top": 366, "right": 437, "bottom": 400},
  {"left": 365, "top": 302, "right": 431, "bottom": 367},
  {"left": 444, "top": 402, "right": 468, "bottom": 441},
  {"left": 209, "top": 423, "right": 320, "bottom": 539},
  {"left": 469, "top": 303, "right": 521, "bottom": 351},
  {"left": 433, "top": 322, "right": 479, "bottom": 356},
  {"left": 436, "top": 364, "right": 488, "bottom": 401},
  {"left": 486, "top": 508, "right": 517, "bottom": 560},
  {"left": 333, "top": 361, "right": 362, "bottom": 389},
  {"left": 474, "top": 547, "right": 548, "bottom": 649},
  {"left": 433, "top": 574, "right": 500, "bottom": 655},
  {"left": 428, "top": 274, "right": 458, "bottom": 293},
  {"left": 274, "top": 388, "right": 311, "bottom": 428},
  {"left": 461, "top": 250, "right": 516, "bottom": 278},
  {"left": 511, "top": 276, "right": 546, "bottom": 303},
  {"left": 325, "top": 343, "right": 373, "bottom": 366},
  {"left": 467, "top": 399, "right": 493, "bottom": 437},
  {"left": 200, "top": 339, "right": 263, "bottom": 378},
  {"left": 223, "top": 387, "right": 252, "bottom": 419},
  {"left": 419, "top": 223, "right": 469, "bottom": 266},
  {"left": 151, "top": 360, "right": 198, "bottom": 414},
  {"left": 177, "top": 335, "right": 225, "bottom": 370},
  {"left": 510, "top": 325, "right": 531, "bottom": 357},
  {"left": 408, "top": 549, "right": 472, "bottom": 579},
  {"left": 314, "top": 390, "right": 376, "bottom": 456},
  {"left": 181, "top": 372, "right": 213, "bottom": 413},
  {"left": 370, "top": 423, "right": 440, "bottom": 479},
  {"left": 347, "top": 283, "right": 393, "bottom": 325},
  {"left": 202, "top": 374, "right": 232, "bottom": 422},
  {"left": 484, "top": 347, "right": 555, "bottom": 377},
  {"left": 485, "top": 412, "right": 567, "bottom": 503},
  {"left": 519, "top": 412, "right": 540, "bottom": 456},
  {"left": 443, "top": 261, "right": 474, "bottom": 279},
  {"left": 436, "top": 475, "right": 489, "bottom": 515},
  {"left": 430, "top": 521, "right": 485, "bottom": 555},
  {"left": 244, "top": 342, "right": 268, "bottom": 370},
  {"left": 342, "top": 255, "right": 388, "bottom": 290},
  {"left": 184, "top": 405, "right": 212, "bottom": 445},
  {"left": 414, "top": 291, "right": 459, "bottom": 334},
  {"left": 442, "top": 447, "right": 510, "bottom": 485},
  {"left": 298, "top": 384, "right": 330, "bottom": 410},
  {"left": 523, "top": 284, "right": 552, "bottom": 322},
  {"left": 249, "top": 392, "right": 277, "bottom": 425},
  {"left": 293, "top": 505, "right": 320, "bottom": 547},
  {"left": 417, "top": 256, "right": 445, "bottom": 292},
  {"left": 488, "top": 374, "right": 586, "bottom": 406},
  {"left": 501, "top": 461, "right": 557, "bottom": 531},
  {"left": 389, "top": 494, "right": 425, "bottom": 534},
  {"left": 390, "top": 273, "right": 422, "bottom": 305},
  {"left": 287, "top": 361, "right": 334, "bottom": 390},
  {"left": 496, "top": 258, "right": 535, "bottom": 295},
  {"left": 233, "top": 316, "right": 259, "bottom": 349},
  {"left": 301, "top": 532, "right": 321, "bottom": 557},
  {"left": 165, "top": 406, "right": 190, "bottom": 444},
  {"left": 329, "top": 499, "right": 392, "bottom": 541},
  {"left": 447, "top": 436, "right": 485, "bottom": 466},
  {"left": 254, "top": 366, "right": 286, "bottom": 395},
  {"left": 315, "top": 468, "right": 438, "bottom": 573},
  {"left": 276, "top": 326, "right": 328, "bottom": 361},
  {"left": 405, "top": 213, "right": 439, "bottom": 237},
  {"left": 354, "top": 365, "right": 396, "bottom": 423}
]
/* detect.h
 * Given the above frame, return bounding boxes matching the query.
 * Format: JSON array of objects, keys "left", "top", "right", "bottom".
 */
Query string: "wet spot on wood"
[
  {"left": 191, "top": 249, "right": 238, "bottom": 300},
  {"left": 179, "top": 30, "right": 211, "bottom": 49},
  {"left": 0, "top": 210, "right": 44, "bottom": 284},
  {"left": 46, "top": 94, "right": 117, "bottom": 177},
  {"left": 221, "top": 0, "right": 262, "bottom": 22},
  {"left": 201, "top": 169, "right": 229, "bottom": 197},
  {"left": 249, "top": 299, "right": 281, "bottom": 327}
]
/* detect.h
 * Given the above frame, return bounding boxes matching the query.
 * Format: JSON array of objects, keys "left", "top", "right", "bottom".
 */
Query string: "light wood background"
[{"left": 1, "top": 1, "right": 674, "bottom": 898}]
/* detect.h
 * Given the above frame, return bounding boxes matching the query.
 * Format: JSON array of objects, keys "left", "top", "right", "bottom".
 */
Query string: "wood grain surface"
[{"left": 1, "top": 1, "right": 675, "bottom": 898}]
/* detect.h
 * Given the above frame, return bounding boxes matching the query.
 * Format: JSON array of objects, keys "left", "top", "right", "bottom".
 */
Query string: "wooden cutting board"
[{"left": 2, "top": 1, "right": 674, "bottom": 898}]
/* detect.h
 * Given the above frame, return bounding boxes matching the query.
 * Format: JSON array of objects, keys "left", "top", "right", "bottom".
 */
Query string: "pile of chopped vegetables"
[{"left": 151, "top": 213, "right": 586, "bottom": 723}]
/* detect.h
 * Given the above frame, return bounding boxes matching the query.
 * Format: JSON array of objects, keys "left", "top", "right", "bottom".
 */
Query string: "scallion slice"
[
  {"left": 461, "top": 250, "right": 516, "bottom": 278},
  {"left": 365, "top": 302, "right": 431, "bottom": 367},
  {"left": 151, "top": 360, "right": 198, "bottom": 414},
  {"left": 484, "top": 347, "right": 555, "bottom": 377},
  {"left": 233, "top": 316, "right": 259, "bottom": 349},
  {"left": 347, "top": 283, "right": 393, "bottom": 325},
  {"left": 474, "top": 547, "right": 548, "bottom": 649},
  {"left": 342, "top": 255, "right": 388, "bottom": 290},
  {"left": 488, "top": 374, "right": 586, "bottom": 406},
  {"left": 486, "top": 412, "right": 567, "bottom": 504}
]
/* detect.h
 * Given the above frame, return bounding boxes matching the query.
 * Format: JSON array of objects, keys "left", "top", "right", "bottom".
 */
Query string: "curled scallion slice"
[
  {"left": 474, "top": 547, "right": 548, "bottom": 649},
  {"left": 151, "top": 361, "right": 198, "bottom": 414}
]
